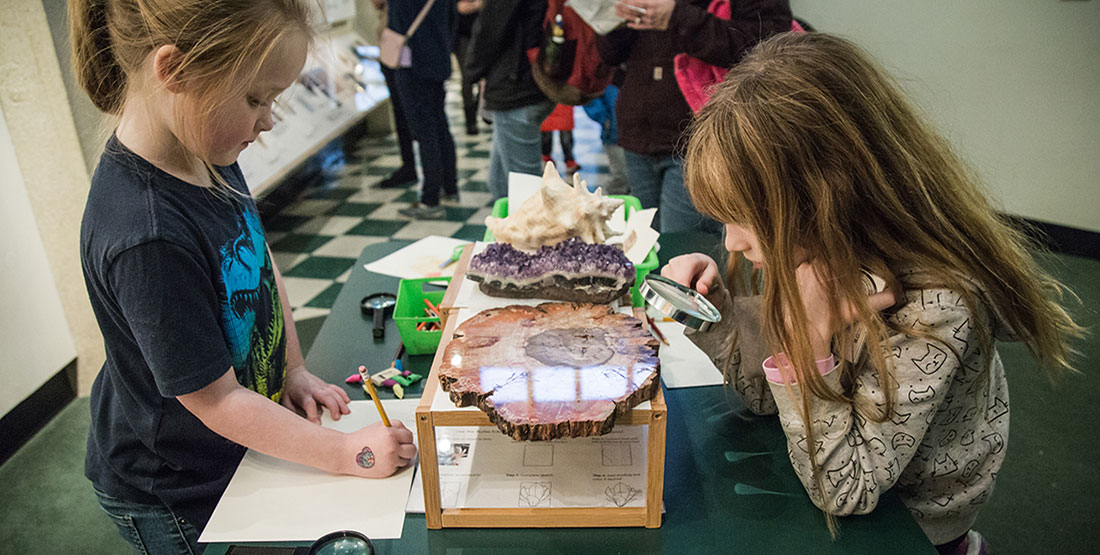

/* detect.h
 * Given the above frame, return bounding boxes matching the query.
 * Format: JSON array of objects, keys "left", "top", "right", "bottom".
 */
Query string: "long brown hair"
[
  {"left": 685, "top": 32, "right": 1082, "bottom": 532},
  {"left": 69, "top": 0, "right": 315, "bottom": 178}
]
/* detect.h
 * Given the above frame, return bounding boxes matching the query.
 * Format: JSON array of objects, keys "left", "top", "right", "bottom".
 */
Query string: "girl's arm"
[
  {"left": 178, "top": 369, "right": 417, "bottom": 478},
  {"left": 768, "top": 291, "right": 978, "bottom": 516},
  {"left": 661, "top": 254, "right": 777, "bottom": 415}
]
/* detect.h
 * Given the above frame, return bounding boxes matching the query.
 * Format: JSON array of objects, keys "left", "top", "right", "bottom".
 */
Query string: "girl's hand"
[
  {"left": 660, "top": 253, "right": 723, "bottom": 298},
  {"left": 616, "top": 0, "right": 675, "bottom": 31},
  {"left": 343, "top": 420, "right": 417, "bottom": 478},
  {"left": 281, "top": 366, "right": 351, "bottom": 424},
  {"left": 795, "top": 262, "right": 898, "bottom": 359}
]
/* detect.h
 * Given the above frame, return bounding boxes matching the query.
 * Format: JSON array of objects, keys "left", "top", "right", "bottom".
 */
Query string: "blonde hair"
[
  {"left": 686, "top": 32, "right": 1083, "bottom": 533},
  {"left": 69, "top": 0, "right": 314, "bottom": 178}
]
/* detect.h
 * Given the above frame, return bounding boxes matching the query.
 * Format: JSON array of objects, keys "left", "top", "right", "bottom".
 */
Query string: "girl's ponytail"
[{"left": 69, "top": 0, "right": 126, "bottom": 114}]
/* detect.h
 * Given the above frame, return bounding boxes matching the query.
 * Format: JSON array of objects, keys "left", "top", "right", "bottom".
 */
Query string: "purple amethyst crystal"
[{"left": 467, "top": 238, "right": 636, "bottom": 304}]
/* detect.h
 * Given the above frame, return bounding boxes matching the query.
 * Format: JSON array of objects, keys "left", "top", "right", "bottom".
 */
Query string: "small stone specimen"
[
  {"left": 438, "top": 303, "right": 660, "bottom": 441},
  {"left": 466, "top": 238, "right": 636, "bottom": 304},
  {"left": 486, "top": 162, "right": 623, "bottom": 252}
]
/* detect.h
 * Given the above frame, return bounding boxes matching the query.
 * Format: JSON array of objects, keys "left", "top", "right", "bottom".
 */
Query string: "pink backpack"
[{"left": 673, "top": 3, "right": 805, "bottom": 113}]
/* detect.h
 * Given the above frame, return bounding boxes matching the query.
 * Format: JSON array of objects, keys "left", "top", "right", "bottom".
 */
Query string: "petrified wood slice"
[{"left": 438, "top": 303, "right": 660, "bottom": 441}]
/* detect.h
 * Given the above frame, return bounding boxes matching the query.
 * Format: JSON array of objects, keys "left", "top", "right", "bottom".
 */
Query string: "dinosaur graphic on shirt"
[{"left": 218, "top": 206, "right": 286, "bottom": 401}]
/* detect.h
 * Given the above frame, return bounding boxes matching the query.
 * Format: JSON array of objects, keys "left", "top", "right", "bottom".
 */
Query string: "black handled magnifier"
[
  {"left": 638, "top": 274, "right": 722, "bottom": 332},
  {"left": 225, "top": 530, "right": 374, "bottom": 555},
  {"left": 360, "top": 292, "right": 396, "bottom": 339},
  {"left": 308, "top": 530, "right": 374, "bottom": 555}
]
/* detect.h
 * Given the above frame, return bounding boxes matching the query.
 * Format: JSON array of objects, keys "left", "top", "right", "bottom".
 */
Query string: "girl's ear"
[{"left": 152, "top": 45, "right": 186, "bottom": 93}]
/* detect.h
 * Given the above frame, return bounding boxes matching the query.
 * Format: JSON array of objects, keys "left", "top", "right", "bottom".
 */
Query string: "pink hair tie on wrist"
[{"left": 763, "top": 353, "right": 836, "bottom": 385}]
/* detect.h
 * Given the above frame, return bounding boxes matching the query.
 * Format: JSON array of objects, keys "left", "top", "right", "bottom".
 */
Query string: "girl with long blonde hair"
[
  {"left": 663, "top": 32, "right": 1082, "bottom": 554},
  {"left": 71, "top": 1, "right": 416, "bottom": 552}
]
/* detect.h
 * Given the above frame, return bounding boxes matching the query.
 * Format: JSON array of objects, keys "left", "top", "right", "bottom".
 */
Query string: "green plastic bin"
[
  {"left": 394, "top": 277, "right": 451, "bottom": 355},
  {"left": 482, "top": 196, "right": 658, "bottom": 306}
]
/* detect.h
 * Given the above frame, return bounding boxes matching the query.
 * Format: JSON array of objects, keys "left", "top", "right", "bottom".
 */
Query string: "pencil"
[
  {"left": 647, "top": 315, "right": 670, "bottom": 346},
  {"left": 359, "top": 365, "right": 391, "bottom": 427},
  {"left": 423, "top": 298, "right": 440, "bottom": 318}
]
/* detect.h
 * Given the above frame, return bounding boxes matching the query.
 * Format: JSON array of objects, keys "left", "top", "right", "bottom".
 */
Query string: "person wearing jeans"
[
  {"left": 624, "top": 151, "right": 717, "bottom": 233},
  {"left": 485, "top": 101, "right": 555, "bottom": 199},
  {"left": 393, "top": 69, "right": 458, "bottom": 217},
  {"left": 465, "top": 0, "right": 551, "bottom": 200},
  {"left": 387, "top": 0, "right": 458, "bottom": 219}
]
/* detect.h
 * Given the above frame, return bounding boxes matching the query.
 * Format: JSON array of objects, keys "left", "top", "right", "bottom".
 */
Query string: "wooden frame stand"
[{"left": 414, "top": 245, "right": 667, "bottom": 529}]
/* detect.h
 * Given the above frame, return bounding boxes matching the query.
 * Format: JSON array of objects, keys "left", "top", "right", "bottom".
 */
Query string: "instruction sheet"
[{"left": 408, "top": 425, "right": 648, "bottom": 511}]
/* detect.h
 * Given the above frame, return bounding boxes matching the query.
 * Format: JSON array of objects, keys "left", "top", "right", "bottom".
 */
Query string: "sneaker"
[
  {"left": 565, "top": 160, "right": 581, "bottom": 173},
  {"left": 441, "top": 191, "right": 460, "bottom": 205},
  {"left": 377, "top": 169, "right": 418, "bottom": 189},
  {"left": 466, "top": 125, "right": 479, "bottom": 136},
  {"left": 398, "top": 202, "right": 445, "bottom": 219}
]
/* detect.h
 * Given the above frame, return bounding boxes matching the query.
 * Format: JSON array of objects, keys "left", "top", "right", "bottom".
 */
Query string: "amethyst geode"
[{"left": 467, "top": 238, "right": 636, "bottom": 304}]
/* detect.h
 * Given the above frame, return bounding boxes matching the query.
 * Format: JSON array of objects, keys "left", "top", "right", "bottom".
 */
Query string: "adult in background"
[
  {"left": 369, "top": 0, "right": 417, "bottom": 189},
  {"left": 598, "top": 0, "right": 791, "bottom": 233},
  {"left": 389, "top": 0, "right": 460, "bottom": 219},
  {"left": 453, "top": 0, "right": 482, "bottom": 136},
  {"left": 466, "top": 0, "right": 554, "bottom": 200}
]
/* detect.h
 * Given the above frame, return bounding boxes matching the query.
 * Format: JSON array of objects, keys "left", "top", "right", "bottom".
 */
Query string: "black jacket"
[
  {"left": 465, "top": 0, "right": 548, "bottom": 111},
  {"left": 389, "top": 0, "right": 455, "bottom": 82},
  {"left": 597, "top": 0, "right": 791, "bottom": 155}
]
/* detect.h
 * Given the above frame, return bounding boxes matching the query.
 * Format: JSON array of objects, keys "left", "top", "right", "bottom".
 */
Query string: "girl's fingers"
[{"left": 867, "top": 289, "right": 897, "bottom": 312}]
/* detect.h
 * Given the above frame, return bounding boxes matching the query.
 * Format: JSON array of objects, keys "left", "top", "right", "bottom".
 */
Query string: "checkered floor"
[{"left": 266, "top": 79, "right": 614, "bottom": 322}]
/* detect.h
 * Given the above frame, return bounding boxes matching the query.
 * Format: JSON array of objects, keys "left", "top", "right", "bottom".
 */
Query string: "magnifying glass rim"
[
  {"left": 639, "top": 274, "right": 722, "bottom": 332},
  {"left": 361, "top": 292, "right": 396, "bottom": 310},
  {"left": 308, "top": 529, "right": 374, "bottom": 555}
]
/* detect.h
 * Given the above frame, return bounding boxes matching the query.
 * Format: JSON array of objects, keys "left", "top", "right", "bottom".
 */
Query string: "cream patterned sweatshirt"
[{"left": 685, "top": 269, "right": 1011, "bottom": 544}]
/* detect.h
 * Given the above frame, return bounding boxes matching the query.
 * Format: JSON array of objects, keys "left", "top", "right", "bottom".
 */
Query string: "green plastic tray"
[{"left": 394, "top": 277, "right": 450, "bottom": 355}]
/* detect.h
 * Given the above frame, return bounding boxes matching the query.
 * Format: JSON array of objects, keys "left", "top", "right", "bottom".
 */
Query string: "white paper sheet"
[
  {"left": 506, "top": 171, "right": 543, "bottom": 213},
  {"left": 362, "top": 235, "right": 471, "bottom": 280},
  {"left": 656, "top": 321, "right": 724, "bottom": 388},
  {"left": 199, "top": 399, "right": 420, "bottom": 543},
  {"left": 567, "top": 0, "right": 627, "bottom": 35},
  {"left": 407, "top": 425, "right": 648, "bottom": 511}
]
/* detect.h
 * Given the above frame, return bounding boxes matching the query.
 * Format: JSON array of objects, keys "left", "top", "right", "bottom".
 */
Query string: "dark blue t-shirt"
[{"left": 81, "top": 137, "right": 287, "bottom": 530}]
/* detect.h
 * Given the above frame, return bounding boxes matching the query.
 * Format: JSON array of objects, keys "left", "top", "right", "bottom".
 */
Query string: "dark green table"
[{"left": 206, "top": 234, "right": 934, "bottom": 554}]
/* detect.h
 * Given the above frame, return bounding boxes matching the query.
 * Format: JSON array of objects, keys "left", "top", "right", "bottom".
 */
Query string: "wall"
[
  {"left": 42, "top": 0, "right": 108, "bottom": 175},
  {"left": 0, "top": 104, "right": 78, "bottom": 415},
  {"left": 1, "top": 0, "right": 103, "bottom": 397},
  {"left": 790, "top": 0, "right": 1100, "bottom": 233}
]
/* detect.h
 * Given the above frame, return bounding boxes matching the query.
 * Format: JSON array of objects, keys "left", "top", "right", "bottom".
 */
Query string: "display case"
[
  {"left": 239, "top": 26, "right": 390, "bottom": 197},
  {"left": 414, "top": 245, "right": 667, "bottom": 529}
]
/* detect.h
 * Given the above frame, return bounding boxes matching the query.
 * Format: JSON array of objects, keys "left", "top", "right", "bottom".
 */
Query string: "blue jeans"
[
  {"left": 486, "top": 101, "right": 555, "bottom": 200},
  {"left": 393, "top": 69, "right": 457, "bottom": 207},
  {"left": 623, "top": 150, "right": 721, "bottom": 234},
  {"left": 94, "top": 489, "right": 201, "bottom": 555}
]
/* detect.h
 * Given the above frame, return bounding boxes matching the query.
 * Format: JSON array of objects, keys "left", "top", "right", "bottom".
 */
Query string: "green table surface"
[{"left": 206, "top": 233, "right": 934, "bottom": 554}]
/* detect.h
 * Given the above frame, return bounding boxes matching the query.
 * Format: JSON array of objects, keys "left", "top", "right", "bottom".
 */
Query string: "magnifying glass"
[
  {"left": 638, "top": 274, "right": 722, "bottom": 332},
  {"left": 360, "top": 292, "right": 396, "bottom": 339},
  {"left": 225, "top": 530, "right": 374, "bottom": 555},
  {"left": 308, "top": 530, "right": 374, "bottom": 555}
]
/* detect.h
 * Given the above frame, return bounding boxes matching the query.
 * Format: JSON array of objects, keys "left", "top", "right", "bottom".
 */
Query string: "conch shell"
[{"left": 486, "top": 162, "right": 623, "bottom": 252}]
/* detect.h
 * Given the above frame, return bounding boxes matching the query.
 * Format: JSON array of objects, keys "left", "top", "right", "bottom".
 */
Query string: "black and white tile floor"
[{"left": 264, "top": 79, "right": 613, "bottom": 323}]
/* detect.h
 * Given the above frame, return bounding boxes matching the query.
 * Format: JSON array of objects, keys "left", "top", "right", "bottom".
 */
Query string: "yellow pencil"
[{"left": 359, "top": 365, "right": 391, "bottom": 427}]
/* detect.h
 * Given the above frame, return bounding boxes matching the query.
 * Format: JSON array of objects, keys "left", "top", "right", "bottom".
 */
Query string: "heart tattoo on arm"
[{"left": 357, "top": 446, "right": 375, "bottom": 469}]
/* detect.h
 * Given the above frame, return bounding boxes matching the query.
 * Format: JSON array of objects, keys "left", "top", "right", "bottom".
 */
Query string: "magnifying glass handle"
[{"left": 373, "top": 309, "right": 385, "bottom": 338}]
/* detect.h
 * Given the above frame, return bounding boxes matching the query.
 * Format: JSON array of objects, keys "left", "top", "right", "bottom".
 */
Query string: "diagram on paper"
[
  {"left": 601, "top": 444, "right": 632, "bottom": 466},
  {"left": 604, "top": 482, "right": 641, "bottom": 507},
  {"left": 519, "top": 482, "right": 552, "bottom": 507}
]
